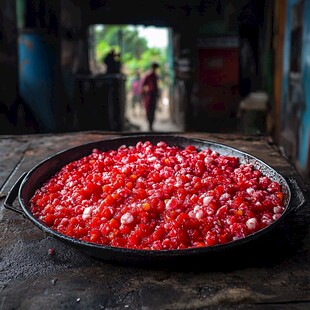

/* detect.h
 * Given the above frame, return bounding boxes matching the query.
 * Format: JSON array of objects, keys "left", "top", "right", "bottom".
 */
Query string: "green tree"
[
  {"left": 93, "top": 25, "right": 170, "bottom": 89},
  {"left": 121, "top": 27, "right": 148, "bottom": 59}
]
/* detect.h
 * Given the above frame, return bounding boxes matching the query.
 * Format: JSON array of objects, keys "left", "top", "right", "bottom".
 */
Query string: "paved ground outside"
[{"left": 124, "top": 99, "right": 183, "bottom": 133}]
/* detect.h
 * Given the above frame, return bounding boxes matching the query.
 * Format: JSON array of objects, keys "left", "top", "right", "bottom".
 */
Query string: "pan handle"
[
  {"left": 287, "top": 177, "right": 306, "bottom": 213},
  {"left": 3, "top": 172, "right": 27, "bottom": 216}
]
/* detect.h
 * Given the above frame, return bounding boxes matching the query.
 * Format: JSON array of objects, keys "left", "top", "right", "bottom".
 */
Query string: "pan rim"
[{"left": 17, "top": 134, "right": 292, "bottom": 258}]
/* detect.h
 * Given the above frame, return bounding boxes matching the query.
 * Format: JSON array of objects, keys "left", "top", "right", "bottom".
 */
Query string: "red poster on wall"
[
  {"left": 194, "top": 37, "right": 240, "bottom": 118},
  {"left": 198, "top": 47, "right": 239, "bottom": 86}
]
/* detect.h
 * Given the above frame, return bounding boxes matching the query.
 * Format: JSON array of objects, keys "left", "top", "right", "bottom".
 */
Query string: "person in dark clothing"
[
  {"left": 141, "top": 62, "right": 160, "bottom": 131},
  {"left": 103, "top": 49, "right": 121, "bottom": 74}
]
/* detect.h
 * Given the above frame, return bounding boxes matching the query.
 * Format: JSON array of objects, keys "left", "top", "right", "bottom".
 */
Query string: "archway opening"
[{"left": 88, "top": 24, "right": 182, "bottom": 132}]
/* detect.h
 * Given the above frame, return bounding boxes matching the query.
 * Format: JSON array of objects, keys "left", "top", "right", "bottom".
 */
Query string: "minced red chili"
[{"left": 30, "top": 141, "right": 285, "bottom": 250}]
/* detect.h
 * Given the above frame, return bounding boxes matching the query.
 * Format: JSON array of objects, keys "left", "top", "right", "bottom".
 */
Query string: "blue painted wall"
[
  {"left": 282, "top": 0, "right": 310, "bottom": 174},
  {"left": 300, "top": 0, "right": 310, "bottom": 170}
]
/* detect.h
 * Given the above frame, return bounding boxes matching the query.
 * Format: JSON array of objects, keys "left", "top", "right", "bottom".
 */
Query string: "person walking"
[
  {"left": 141, "top": 62, "right": 160, "bottom": 131},
  {"left": 130, "top": 70, "right": 142, "bottom": 116}
]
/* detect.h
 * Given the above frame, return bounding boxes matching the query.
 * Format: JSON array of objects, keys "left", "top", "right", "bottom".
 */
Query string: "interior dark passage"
[{"left": 1, "top": 0, "right": 271, "bottom": 136}]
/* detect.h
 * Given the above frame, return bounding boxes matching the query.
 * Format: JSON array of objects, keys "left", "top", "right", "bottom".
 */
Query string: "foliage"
[{"left": 92, "top": 25, "right": 170, "bottom": 89}]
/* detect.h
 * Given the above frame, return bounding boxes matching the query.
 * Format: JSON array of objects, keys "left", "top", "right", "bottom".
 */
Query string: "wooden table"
[{"left": 0, "top": 131, "right": 309, "bottom": 309}]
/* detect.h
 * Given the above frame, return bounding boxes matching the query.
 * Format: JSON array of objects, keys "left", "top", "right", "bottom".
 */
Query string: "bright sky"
[
  {"left": 136, "top": 26, "right": 168, "bottom": 48},
  {"left": 95, "top": 24, "right": 169, "bottom": 48}
]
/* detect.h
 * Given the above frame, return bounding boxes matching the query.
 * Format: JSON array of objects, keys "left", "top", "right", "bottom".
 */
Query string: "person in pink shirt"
[
  {"left": 131, "top": 70, "right": 142, "bottom": 115},
  {"left": 141, "top": 62, "right": 160, "bottom": 131}
]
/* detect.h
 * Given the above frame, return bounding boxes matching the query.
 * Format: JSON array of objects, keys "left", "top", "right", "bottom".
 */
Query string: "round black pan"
[{"left": 4, "top": 135, "right": 306, "bottom": 265}]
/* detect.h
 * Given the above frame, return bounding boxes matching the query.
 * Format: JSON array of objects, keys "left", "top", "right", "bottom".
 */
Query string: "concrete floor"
[{"left": 124, "top": 100, "right": 183, "bottom": 133}]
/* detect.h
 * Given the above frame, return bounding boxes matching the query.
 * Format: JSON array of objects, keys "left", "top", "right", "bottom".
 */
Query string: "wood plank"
[{"left": 0, "top": 136, "right": 30, "bottom": 197}]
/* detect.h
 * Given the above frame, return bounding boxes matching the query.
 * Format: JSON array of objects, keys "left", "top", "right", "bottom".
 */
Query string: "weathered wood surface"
[{"left": 0, "top": 131, "right": 309, "bottom": 309}]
